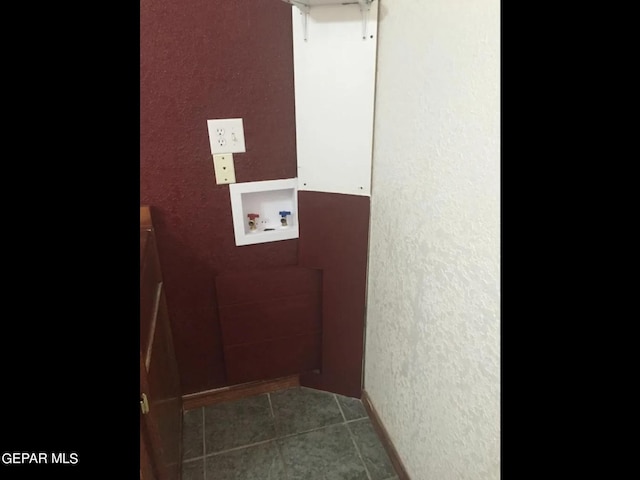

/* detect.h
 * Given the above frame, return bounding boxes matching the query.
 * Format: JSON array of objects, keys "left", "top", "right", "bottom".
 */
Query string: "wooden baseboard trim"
[
  {"left": 182, "top": 375, "right": 300, "bottom": 411},
  {"left": 361, "top": 390, "right": 411, "bottom": 480},
  {"left": 140, "top": 205, "right": 152, "bottom": 230}
]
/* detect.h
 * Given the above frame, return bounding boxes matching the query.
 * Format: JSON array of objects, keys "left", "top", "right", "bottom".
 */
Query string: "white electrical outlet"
[
  {"left": 207, "top": 118, "right": 246, "bottom": 154},
  {"left": 213, "top": 153, "right": 236, "bottom": 184}
]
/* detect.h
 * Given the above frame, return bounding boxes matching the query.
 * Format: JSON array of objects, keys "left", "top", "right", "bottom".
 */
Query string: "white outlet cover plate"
[
  {"left": 207, "top": 118, "right": 246, "bottom": 154},
  {"left": 213, "top": 153, "right": 236, "bottom": 184}
]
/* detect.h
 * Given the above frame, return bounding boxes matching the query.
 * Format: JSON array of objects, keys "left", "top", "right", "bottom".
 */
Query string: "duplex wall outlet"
[
  {"left": 207, "top": 118, "right": 246, "bottom": 154},
  {"left": 213, "top": 153, "right": 236, "bottom": 184}
]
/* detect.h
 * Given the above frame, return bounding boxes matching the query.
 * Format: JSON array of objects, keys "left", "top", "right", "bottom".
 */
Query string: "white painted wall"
[{"left": 364, "top": 1, "right": 500, "bottom": 479}]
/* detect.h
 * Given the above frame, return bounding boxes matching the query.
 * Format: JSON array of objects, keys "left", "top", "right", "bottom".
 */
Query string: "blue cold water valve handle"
[{"left": 279, "top": 211, "right": 291, "bottom": 218}]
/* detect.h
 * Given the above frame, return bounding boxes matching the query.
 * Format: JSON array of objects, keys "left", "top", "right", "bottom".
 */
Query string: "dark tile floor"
[{"left": 181, "top": 386, "right": 398, "bottom": 480}]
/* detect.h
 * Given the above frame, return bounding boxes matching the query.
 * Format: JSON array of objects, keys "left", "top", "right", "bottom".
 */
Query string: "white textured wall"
[{"left": 364, "top": 1, "right": 500, "bottom": 479}]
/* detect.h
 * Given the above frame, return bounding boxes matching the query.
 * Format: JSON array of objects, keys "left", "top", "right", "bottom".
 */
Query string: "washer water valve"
[
  {"left": 279, "top": 211, "right": 291, "bottom": 227},
  {"left": 247, "top": 213, "right": 260, "bottom": 231}
]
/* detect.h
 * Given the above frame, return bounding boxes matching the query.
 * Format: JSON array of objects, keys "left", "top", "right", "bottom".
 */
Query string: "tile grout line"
[
  {"left": 181, "top": 436, "right": 274, "bottom": 463},
  {"left": 269, "top": 392, "right": 291, "bottom": 480},
  {"left": 202, "top": 392, "right": 277, "bottom": 461},
  {"left": 347, "top": 423, "right": 374, "bottom": 480},
  {"left": 199, "top": 419, "right": 349, "bottom": 459},
  {"left": 182, "top": 456, "right": 205, "bottom": 463},
  {"left": 267, "top": 391, "right": 282, "bottom": 440},
  {"left": 190, "top": 389, "right": 377, "bottom": 479},
  {"left": 334, "top": 393, "right": 348, "bottom": 424},
  {"left": 204, "top": 438, "right": 274, "bottom": 458},
  {"left": 274, "top": 440, "right": 290, "bottom": 480},
  {"left": 345, "top": 417, "right": 369, "bottom": 425},
  {"left": 279, "top": 419, "right": 345, "bottom": 440},
  {"left": 334, "top": 394, "right": 374, "bottom": 480},
  {"left": 267, "top": 392, "right": 275, "bottom": 419},
  {"left": 202, "top": 392, "right": 278, "bottom": 460}
]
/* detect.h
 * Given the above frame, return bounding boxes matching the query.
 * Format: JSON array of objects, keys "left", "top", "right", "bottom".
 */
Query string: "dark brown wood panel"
[
  {"left": 219, "top": 293, "right": 321, "bottom": 345},
  {"left": 215, "top": 265, "right": 323, "bottom": 385},
  {"left": 224, "top": 333, "right": 321, "bottom": 385},
  {"left": 140, "top": 418, "right": 159, "bottom": 480},
  {"left": 216, "top": 266, "right": 322, "bottom": 306},
  {"left": 140, "top": 206, "right": 153, "bottom": 230},
  {"left": 140, "top": 231, "right": 162, "bottom": 362},
  {"left": 141, "top": 206, "right": 183, "bottom": 480},
  {"left": 297, "top": 191, "right": 370, "bottom": 398},
  {"left": 142, "top": 287, "right": 183, "bottom": 480}
]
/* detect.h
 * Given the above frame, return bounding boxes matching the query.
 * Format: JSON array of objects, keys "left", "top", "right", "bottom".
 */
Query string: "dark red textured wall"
[
  {"left": 298, "top": 192, "right": 370, "bottom": 398},
  {"left": 140, "top": 0, "right": 298, "bottom": 394}
]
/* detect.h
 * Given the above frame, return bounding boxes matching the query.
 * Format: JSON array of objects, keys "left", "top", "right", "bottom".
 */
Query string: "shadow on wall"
[{"left": 148, "top": 206, "right": 228, "bottom": 394}]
